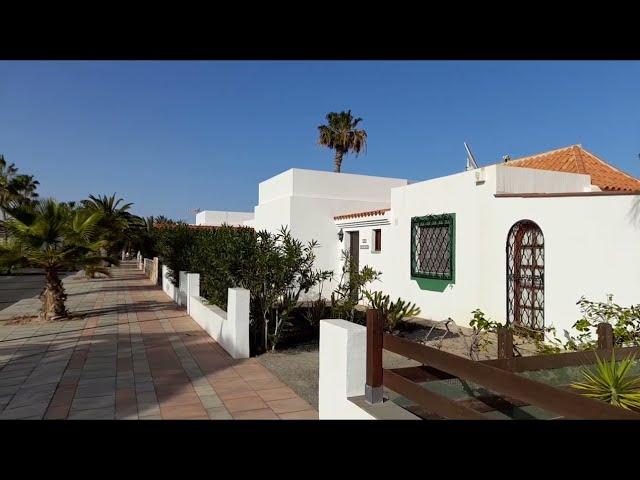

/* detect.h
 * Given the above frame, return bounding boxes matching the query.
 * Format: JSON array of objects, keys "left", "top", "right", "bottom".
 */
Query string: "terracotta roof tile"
[
  {"left": 155, "top": 223, "right": 253, "bottom": 231},
  {"left": 502, "top": 144, "right": 640, "bottom": 192},
  {"left": 334, "top": 208, "right": 390, "bottom": 221}
]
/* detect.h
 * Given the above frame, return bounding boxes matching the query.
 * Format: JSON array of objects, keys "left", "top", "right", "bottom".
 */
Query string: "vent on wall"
[{"left": 475, "top": 167, "right": 486, "bottom": 185}]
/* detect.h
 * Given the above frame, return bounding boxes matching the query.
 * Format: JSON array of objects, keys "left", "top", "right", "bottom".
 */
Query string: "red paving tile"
[
  {"left": 160, "top": 403, "right": 208, "bottom": 419},
  {"left": 50, "top": 385, "right": 77, "bottom": 407},
  {"left": 44, "top": 405, "right": 71, "bottom": 420},
  {"left": 256, "top": 387, "right": 299, "bottom": 402},
  {"left": 223, "top": 394, "right": 269, "bottom": 413},
  {"left": 266, "top": 397, "right": 313, "bottom": 414},
  {"left": 232, "top": 408, "right": 279, "bottom": 420},
  {"left": 278, "top": 410, "right": 319, "bottom": 420}
]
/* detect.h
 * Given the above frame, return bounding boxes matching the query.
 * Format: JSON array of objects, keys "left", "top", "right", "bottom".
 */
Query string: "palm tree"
[
  {"left": 317, "top": 110, "right": 367, "bottom": 173},
  {"left": 0, "top": 199, "right": 117, "bottom": 319},
  {"left": 10, "top": 174, "right": 40, "bottom": 204},
  {"left": 0, "top": 155, "right": 40, "bottom": 245},
  {"left": 81, "top": 193, "right": 138, "bottom": 258}
]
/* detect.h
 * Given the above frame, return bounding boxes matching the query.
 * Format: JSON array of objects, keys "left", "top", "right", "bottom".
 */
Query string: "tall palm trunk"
[
  {"left": 40, "top": 268, "right": 68, "bottom": 320},
  {"left": 334, "top": 150, "right": 344, "bottom": 173}
]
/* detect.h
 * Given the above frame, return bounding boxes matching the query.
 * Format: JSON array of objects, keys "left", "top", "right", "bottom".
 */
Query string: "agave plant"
[
  {"left": 83, "top": 263, "right": 112, "bottom": 279},
  {"left": 364, "top": 290, "right": 421, "bottom": 331},
  {"left": 571, "top": 353, "right": 640, "bottom": 411}
]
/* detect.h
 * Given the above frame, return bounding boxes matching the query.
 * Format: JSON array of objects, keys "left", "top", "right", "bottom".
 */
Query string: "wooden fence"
[{"left": 364, "top": 309, "right": 640, "bottom": 420}]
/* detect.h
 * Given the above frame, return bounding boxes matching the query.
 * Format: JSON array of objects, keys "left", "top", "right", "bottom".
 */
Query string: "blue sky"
[{"left": 1, "top": 61, "right": 639, "bottom": 221}]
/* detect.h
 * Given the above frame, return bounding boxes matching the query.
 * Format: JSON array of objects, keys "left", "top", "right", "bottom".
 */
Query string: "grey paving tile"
[
  {"left": 207, "top": 406, "right": 232, "bottom": 420},
  {"left": 0, "top": 403, "right": 48, "bottom": 419},
  {"left": 134, "top": 381, "right": 155, "bottom": 393},
  {"left": 6, "top": 388, "right": 55, "bottom": 409},
  {"left": 0, "top": 376, "right": 27, "bottom": 388},
  {"left": 198, "top": 394, "right": 223, "bottom": 408},
  {"left": 71, "top": 394, "right": 115, "bottom": 411},
  {"left": 75, "top": 383, "right": 117, "bottom": 399},
  {"left": 138, "top": 414, "right": 162, "bottom": 420},
  {"left": 68, "top": 407, "right": 115, "bottom": 420}
]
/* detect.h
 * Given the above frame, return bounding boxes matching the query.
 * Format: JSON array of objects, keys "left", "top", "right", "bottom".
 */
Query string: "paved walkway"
[{"left": 0, "top": 262, "right": 317, "bottom": 420}]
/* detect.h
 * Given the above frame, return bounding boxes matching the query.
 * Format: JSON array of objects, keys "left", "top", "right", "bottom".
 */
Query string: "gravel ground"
[
  {"left": 256, "top": 319, "right": 539, "bottom": 409},
  {"left": 256, "top": 339, "right": 420, "bottom": 410}
]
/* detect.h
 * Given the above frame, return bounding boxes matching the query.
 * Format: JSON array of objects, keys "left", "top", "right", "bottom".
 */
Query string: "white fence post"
[
  {"left": 178, "top": 271, "right": 188, "bottom": 306},
  {"left": 151, "top": 257, "right": 159, "bottom": 284},
  {"left": 319, "top": 319, "right": 374, "bottom": 420},
  {"left": 225, "top": 288, "right": 250, "bottom": 359},
  {"left": 186, "top": 273, "right": 200, "bottom": 314}
]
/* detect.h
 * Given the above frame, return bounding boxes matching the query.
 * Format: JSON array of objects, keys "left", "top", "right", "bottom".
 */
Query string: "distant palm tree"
[
  {"left": 0, "top": 155, "right": 40, "bottom": 244},
  {"left": 317, "top": 110, "right": 367, "bottom": 173},
  {"left": 81, "top": 194, "right": 138, "bottom": 258},
  {"left": 11, "top": 174, "right": 39, "bottom": 204}
]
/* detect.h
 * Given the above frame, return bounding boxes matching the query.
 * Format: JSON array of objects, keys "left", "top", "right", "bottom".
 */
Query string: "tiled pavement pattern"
[{"left": 0, "top": 262, "right": 318, "bottom": 420}]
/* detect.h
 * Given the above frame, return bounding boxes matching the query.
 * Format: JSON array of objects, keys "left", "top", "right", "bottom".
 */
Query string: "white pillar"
[
  {"left": 178, "top": 271, "right": 188, "bottom": 307},
  {"left": 225, "top": 288, "right": 250, "bottom": 359},
  {"left": 186, "top": 273, "right": 200, "bottom": 314},
  {"left": 152, "top": 257, "right": 159, "bottom": 284},
  {"left": 319, "top": 319, "right": 375, "bottom": 419}
]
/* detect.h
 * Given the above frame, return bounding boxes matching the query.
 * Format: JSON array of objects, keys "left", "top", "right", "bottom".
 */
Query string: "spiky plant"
[
  {"left": 83, "top": 264, "right": 112, "bottom": 279},
  {"left": 317, "top": 110, "right": 367, "bottom": 173},
  {"left": 0, "top": 199, "right": 118, "bottom": 319},
  {"left": 571, "top": 353, "right": 640, "bottom": 411}
]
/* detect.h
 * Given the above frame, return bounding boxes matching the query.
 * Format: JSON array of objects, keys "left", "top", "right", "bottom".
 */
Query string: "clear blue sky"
[{"left": 1, "top": 61, "right": 639, "bottom": 221}]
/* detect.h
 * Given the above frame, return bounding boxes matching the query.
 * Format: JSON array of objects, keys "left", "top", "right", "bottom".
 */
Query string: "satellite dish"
[{"left": 464, "top": 142, "right": 479, "bottom": 171}]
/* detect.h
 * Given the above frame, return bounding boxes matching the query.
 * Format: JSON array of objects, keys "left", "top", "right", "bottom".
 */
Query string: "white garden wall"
[{"left": 160, "top": 269, "right": 250, "bottom": 359}]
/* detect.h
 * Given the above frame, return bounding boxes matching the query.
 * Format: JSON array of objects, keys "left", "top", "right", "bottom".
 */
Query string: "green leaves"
[
  {"left": 330, "top": 249, "right": 382, "bottom": 323},
  {"left": 151, "top": 224, "right": 331, "bottom": 352},
  {"left": 317, "top": 110, "right": 368, "bottom": 172},
  {"left": 363, "top": 290, "right": 421, "bottom": 331},
  {"left": 571, "top": 353, "right": 640, "bottom": 411}
]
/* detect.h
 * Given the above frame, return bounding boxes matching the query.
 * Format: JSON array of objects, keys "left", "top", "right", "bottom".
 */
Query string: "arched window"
[{"left": 506, "top": 220, "right": 544, "bottom": 333}]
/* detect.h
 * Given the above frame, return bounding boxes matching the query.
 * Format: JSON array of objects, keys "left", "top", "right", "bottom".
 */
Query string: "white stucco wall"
[
  {"left": 375, "top": 165, "right": 640, "bottom": 334},
  {"left": 195, "top": 210, "right": 254, "bottom": 226},
  {"left": 251, "top": 168, "right": 408, "bottom": 295}
]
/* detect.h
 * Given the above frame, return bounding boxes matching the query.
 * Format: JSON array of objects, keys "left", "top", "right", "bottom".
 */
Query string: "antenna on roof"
[{"left": 464, "top": 142, "right": 479, "bottom": 171}]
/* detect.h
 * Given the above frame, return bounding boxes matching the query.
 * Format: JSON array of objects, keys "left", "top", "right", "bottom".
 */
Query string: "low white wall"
[
  {"left": 319, "top": 319, "right": 374, "bottom": 420},
  {"left": 161, "top": 269, "right": 250, "bottom": 359},
  {"left": 188, "top": 280, "right": 250, "bottom": 359}
]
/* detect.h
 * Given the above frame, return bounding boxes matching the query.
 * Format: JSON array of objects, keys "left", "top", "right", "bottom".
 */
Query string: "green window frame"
[{"left": 410, "top": 213, "right": 455, "bottom": 281}]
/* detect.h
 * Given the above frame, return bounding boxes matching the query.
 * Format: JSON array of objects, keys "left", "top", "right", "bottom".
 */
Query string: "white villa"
[{"left": 199, "top": 144, "right": 640, "bottom": 335}]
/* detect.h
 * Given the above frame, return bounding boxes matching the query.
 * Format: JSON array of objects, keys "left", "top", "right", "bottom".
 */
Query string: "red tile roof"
[
  {"left": 502, "top": 144, "right": 640, "bottom": 192},
  {"left": 334, "top": 208, "right": 390, "bottom": 221},
  {"left": 154, "top": 223, "right": 253, "bottom": 231}
]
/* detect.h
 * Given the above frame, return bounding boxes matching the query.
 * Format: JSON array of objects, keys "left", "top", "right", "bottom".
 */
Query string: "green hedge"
[{"left": 152, "top": 224, "right": 257, "bottom": 309}]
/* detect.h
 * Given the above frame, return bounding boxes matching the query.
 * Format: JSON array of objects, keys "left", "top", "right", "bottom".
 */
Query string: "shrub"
[
  {"left": 330, "top": 249, "right": 381, "bottom": 323},
  {"left": 151, "top": 223, "right": 331, "bottom": 353}
]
